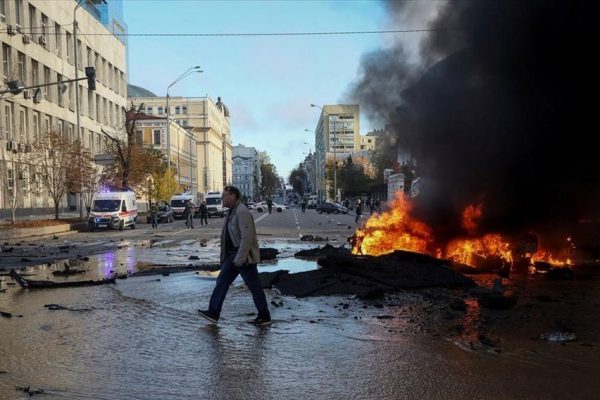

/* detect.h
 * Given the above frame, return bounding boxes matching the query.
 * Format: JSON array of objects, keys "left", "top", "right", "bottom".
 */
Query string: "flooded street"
[{"left": 2, "top": 239, "right": 600, "bottom": 399}]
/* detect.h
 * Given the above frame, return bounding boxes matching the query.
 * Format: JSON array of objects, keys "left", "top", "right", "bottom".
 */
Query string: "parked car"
[
  {"left": 254, "top": 201, "right": 287, "bottom": 213},
  {"left": 246, "top": 201, "right": 256, "bottom": 210},
  {"left": 317, "top": 202, "right": 349, "bottom": 214},
  {"left": 146, "top": 204, "right": 174, "bottom": 224}
]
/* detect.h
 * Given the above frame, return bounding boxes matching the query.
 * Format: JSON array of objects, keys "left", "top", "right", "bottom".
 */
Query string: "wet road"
[{"left": 1, "top": 211, "right": 600, "bottom": 399}]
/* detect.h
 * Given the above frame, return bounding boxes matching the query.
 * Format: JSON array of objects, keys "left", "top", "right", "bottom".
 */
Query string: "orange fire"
[
  {"left": 445, "top": 234, "right": 513, "bottom": 265},
  {"left": 461, "top": 203, "right": 483, "bottom": 235},
  {"left": 352, "top": 193, "right": 571, "bottom": 270},
  {"left": 351, "top": 191, "right": 433, "bottom": 256},
  {"left": 530, "top": 249, "right": 573, "bottom": 266}
]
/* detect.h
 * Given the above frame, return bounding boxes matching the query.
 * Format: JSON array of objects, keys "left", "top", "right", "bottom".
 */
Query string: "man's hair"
[{"left": 223, "top": 186, "right": 241, "bottom": 199}]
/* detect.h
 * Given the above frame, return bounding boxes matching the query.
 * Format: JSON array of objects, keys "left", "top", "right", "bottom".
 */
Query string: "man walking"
[
  {"left": 198, "top": 186, "right": 271, "bottom": 326},
  {"left": 149, "top": 202, "right": 158, "bottom": 229},
  {"left": 266, "top": 198, "right": 273, "bottom": 214},
  {"left": 355, "top": 198, "right": 363, "bottom": 226}
]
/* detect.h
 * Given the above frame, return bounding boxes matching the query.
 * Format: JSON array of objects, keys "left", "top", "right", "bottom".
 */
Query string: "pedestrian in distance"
[
  {"left": 185, "top": 200, "right": 194, "bottom": 229},
  {"left": 301, "top": 199, "right": 307, "bottom": 213},
  {"left": 150, "top": 202, "right": 158, "bottom": 229},
  {"left": 266, "top": 198, "right": 273, "bottom": 214},
  {"left": 199, "top": 201, "right": 208, "bottom": 225},
  {"left": 198, "top": 186, "right": 271, "bottom": 326},
  {"left": 355, "top": 198, "right": 363, "bottom": 226}
]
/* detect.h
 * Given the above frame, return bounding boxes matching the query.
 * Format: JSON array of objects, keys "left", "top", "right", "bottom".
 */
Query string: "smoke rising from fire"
[{"left": 350, "top": 0, "right": 600, "bottom": 240}]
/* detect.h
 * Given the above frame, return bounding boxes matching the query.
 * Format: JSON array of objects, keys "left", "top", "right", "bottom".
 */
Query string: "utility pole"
[{"left": 74, "top": 0, "right": 83, "bottom": 217}]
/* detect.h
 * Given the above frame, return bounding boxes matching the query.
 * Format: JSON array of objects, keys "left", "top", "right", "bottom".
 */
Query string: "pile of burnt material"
[
  {"left": 294, "top": 244, "right": 350, "bottom": 259},
  {"left": 260, "top": 250, "right": 475, "bottom": 298}
]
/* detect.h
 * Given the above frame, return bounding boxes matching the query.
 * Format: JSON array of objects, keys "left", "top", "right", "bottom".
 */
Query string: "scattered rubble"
[
  {"left": 294, "top": 244, "right": 349, "bottom": 258},
  {"left": 300, "top": 235, "right": 328, "bottom": 242}
]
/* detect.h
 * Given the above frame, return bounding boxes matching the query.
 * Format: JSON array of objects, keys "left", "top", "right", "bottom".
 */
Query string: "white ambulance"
[{"left": 88, "top": 191, "right": 138, "bottom": 231}]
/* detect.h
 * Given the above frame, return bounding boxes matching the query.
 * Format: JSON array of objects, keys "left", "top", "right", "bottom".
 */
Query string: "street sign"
[{"left": 94, "top": 154, "right": 114, "bottom": 165}]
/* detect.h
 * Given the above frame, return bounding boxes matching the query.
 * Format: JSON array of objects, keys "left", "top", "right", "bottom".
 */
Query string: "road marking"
[{"left": 255, "top": 213, "right": 269, "bottom": 223}]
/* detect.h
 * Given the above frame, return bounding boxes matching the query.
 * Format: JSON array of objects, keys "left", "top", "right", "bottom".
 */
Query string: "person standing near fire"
[
  {"left": 199, "top": 201, "right": 208, "bottom": 225},
  {"left": 198, "top": 186, "right": 271, "bottom": 326},
  {"left": 355, "top": 198, "right": 363, "bottom": 225}
]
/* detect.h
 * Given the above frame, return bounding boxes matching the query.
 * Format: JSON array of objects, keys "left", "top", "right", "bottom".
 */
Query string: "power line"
[{"left": 0, "top": 28, "right": 448, "bottom": 37}]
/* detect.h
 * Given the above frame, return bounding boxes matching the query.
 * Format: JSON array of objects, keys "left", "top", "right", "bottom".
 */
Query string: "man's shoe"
[
  {"left": 198, "top": 309, "right": 218, "bottom": 323},
  {"left": 250, "top": 316, "right": 272, "bottom": 326}
]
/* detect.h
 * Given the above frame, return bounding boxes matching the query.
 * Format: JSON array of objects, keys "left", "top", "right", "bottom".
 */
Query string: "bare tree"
[
  {"left": 100, "top": 102, "right": 166, "bottom": 193},
  {"left": 29, "top": 131, "right": 78, "bottom": 220},
  {"left": 68, "top": 140, "right": 100, "bottom": 218},
  {"left": 0, "top": 143, "right": 31, "bottom": 223}
]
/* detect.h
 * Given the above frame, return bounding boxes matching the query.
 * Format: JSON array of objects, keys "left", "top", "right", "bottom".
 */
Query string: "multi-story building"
[
  {"left": 1, "top": 0, "right": 127, "bottom": 215},
  {"left": 134, "top": 113, "right": 197, "bottom": 196},
  {"left": 129, "top": 93, "right": 232, "bottom": 196},
  {"left": 232, "top": 144, "right": 260, "bottom": 201},
  {"left": 313, "top": 104, "right": 360, "bottom": 200}
]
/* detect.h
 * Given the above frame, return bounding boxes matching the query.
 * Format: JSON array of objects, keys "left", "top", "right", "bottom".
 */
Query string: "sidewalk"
[{"left": 0, "top": 211, "right": 87, "bottom": 241}]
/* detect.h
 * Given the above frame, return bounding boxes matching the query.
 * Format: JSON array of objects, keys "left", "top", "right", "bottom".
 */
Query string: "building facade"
[
  {"left": 1, "top": 0, "right": 127, "bottom": 215},
  {"left": 134, "top": 113, "right": 197, "bottom": 195},
  {"left": 313, "top": 104, "right": 360, "bottom": 200},
  {"left": 129, "top": 94, "right": 232, "bottom": 197},
  {"left": 232, "top": 144, "right": 260, "bottom": 201}
]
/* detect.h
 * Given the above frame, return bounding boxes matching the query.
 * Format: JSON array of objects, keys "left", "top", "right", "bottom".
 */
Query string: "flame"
[
  {"left": 351, "top": 192, "right": 574, "bottom": 271},
  {"left": 351, "top": 191, "right": 433, "bottom": 256},
  {"left": 530, "top": 249, "right": 573, "bottom": 266},
  {"left": 461, "top": 203, "right": 483, "bottom": 234},
  {"left": 446, "top": 234, "right": 513, "bottom": 265}
]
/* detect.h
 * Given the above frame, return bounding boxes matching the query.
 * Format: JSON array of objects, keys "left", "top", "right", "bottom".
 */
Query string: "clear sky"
[{"left": 124, "top": 0, "right": 391, "bottom": 180}]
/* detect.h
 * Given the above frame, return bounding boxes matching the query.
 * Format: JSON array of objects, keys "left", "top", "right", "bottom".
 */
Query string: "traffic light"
[{"left": 85, "top": 67, "right": 96, "bottom": 90}]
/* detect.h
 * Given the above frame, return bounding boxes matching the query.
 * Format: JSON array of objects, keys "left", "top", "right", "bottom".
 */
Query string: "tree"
[
  {"left": 68, "top": 140, "right": 100, "bottom": 218},
  {"left": 338, "top": 155, "right": 375, "bottom": 198},
  {"left": 288, "top": 167, "right": 307, "bottom": 194},
  {"left": 29, "top": 131, "right": 79, "bottom": 220},
  {"left": 100, "top": 103, "right": 166, "bottom": 193},
  {"left": 149, "top": 161, "right": 177, "bottom": 203},
  {"left": 1, "top": 143, "right": 31, "bottom": 223},
  {"left": 260, "top": 162, "right": 278, "bottom": 198}
]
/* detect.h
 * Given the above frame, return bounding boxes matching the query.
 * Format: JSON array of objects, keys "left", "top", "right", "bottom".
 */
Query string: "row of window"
[
  {"left": 1, "top": 0, "right": 126, "bottom": 95},
  {"left": 1, "top": 42, "right": 124, "bottom": 128},
  {"left": 140, "top": 105, "right": 188, "bottom": 115},
  {"left": 0, "top": 100, "right": 108, "bottom": 155}
]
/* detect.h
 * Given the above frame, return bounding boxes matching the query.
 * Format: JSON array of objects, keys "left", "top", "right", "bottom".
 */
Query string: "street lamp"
[
  {"left": 166, "top": 66, "right": 202, "bottom": 190},
  {"left": 310, "top": 104, "right": 338, "bottom": 202}
]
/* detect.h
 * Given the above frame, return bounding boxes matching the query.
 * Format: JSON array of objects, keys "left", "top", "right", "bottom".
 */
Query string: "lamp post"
[
  {"left": 166, "top": 66, "right": 202, "bottom": 191},
  {"left": 73, "top": 0, "right": 84, "bottom": 218},
  {"left": 310, "top": 104, "right": 337, "bottom": 202}
]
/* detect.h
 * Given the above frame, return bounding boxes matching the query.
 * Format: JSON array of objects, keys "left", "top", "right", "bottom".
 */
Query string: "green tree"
[
  {"left": 338, "top": 155, "right": 375, "bottom": 198},
  {"left": 260, "top": 162, "right": 278, "bottom": 198},
  {"left": 288, "top": 167, "right": 307, "bottom": 194}
]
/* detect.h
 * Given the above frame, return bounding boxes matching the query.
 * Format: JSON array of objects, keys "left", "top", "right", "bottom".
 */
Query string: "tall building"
[
  {"left": 232, "top": 144, "right": 260, "bottom": 201},
  {"left": 129, "top": 92, "right": 232, "bottom": 196},
  {"left": 1, "top": 0, "right": 127, "bottom": 215},
  {"left": 313, "top": 104, "right": 360, "bottom": 200}
]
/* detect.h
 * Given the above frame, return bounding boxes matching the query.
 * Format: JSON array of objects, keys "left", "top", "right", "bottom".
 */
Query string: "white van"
[
  {"left": 204, "top": 191, "right": 227, "bottom": 217},
  {"left": 89, "top": 191, "right": 138, "bottom": 231},
  {"left": 170, "top": 193, "right": 199, "bottom": 219}
]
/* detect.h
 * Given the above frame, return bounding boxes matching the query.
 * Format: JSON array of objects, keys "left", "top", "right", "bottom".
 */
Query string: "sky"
[{"left": 122, "top": 0, "right": 408, "bottom": 179}]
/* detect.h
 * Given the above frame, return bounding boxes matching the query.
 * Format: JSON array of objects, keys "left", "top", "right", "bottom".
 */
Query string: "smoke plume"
[{"left": 350, "top": 0, "right": 600, "bottom": 241}]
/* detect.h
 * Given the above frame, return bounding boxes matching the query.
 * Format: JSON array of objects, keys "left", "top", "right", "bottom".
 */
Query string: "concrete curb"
[{"left": 0, "top": 222, "right": 87, "bottom": 241}]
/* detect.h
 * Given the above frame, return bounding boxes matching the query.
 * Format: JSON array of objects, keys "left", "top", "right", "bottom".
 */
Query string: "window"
[
  {"left": 153, "top": 130, "right": 161, "bottom": 145},
  {"left": 31, "top": 59, "right": 38, "bottom": 86},
  {"left": 16, "top": 52, "right": 25, "bottom": 82},
  {"left": 44, "top": 116, "right": 49, "bottom": 136},
  {"left": 15, "top": 0, "right": 23, "bottom": 29},
  {"left": 158, "top": 106, "right": 163, "bottom": 114},
  {"left": 96, "top": 94, "right": 100, "bottom": 121},
  {"left": 0, "top": 0, "right": 5, "bottom": 23},
  {"left": 2, "top": 44, "right": 11, "bottom": 80},
  {"left": 182, "top": 106, "right": 188, "bottom": 114},
  {"left": 88, "top": 88, "right": 94, "bottom": 118},
  {"left": 147, "top": 106, "right": 153, "bottom": 114},
  {"left": 43, "top": 67, "right": 50, "bottom": 99},
  {"left": 175, "top": 106, "right": 181, "bottom": 114},
  {"left": 66, "top": 32, "right": 72, "bottom": 63},
  {"left": 135, "top": 129, "right": 142, "bottom": 144},
  {"left": 28, "top": 5, "right": 36, "bottom": 32},
  {"left": 54, "top": 23, "right": 61, "bottom": 56},
  {"left": 87, "top": 47, "right": 92, "bottom": 69},
  {"left": 77, "top": 40, "right": 82, "bottom": 70},
  {"left": 19, "top": 108, "right": 26, "bottom": 141},
  {"left": 4, "top": 104, "right": 13, "bottom": 140},
  {"left": 57, "top": 74, "right": 64, "bottom": 107},
  {"left": 7, "top": 169, "right": 14, "bottom": 190},
  {"left": 32, "top": 112, "right": 39, "bottom": 142},
  {"left": 40, "top": 13, "right": 48, "bottom": 38}
]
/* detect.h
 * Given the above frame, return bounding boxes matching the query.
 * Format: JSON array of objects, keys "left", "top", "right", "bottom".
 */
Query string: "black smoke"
[{"left": 350, "top": 0, "right": 600, "bottom": 241}]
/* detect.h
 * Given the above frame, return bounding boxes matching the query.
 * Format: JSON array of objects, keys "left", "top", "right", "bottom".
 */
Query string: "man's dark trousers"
[{"left": 208, "top": 253, "right": 270, "bottom": 319}]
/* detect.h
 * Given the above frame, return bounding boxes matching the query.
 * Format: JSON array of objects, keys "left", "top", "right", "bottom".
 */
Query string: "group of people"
[{"left": 148, "top": 200, "right": 209, "bottom": 230}]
